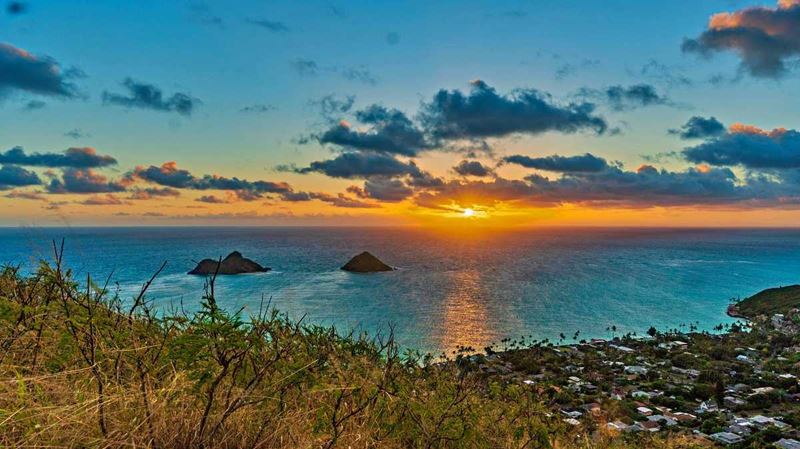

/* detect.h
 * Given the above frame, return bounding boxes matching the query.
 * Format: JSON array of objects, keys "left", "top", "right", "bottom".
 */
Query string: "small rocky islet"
[
  {"left": 188, "top": 251, "right": 271, "bottom": 275},
  {"left": 188, "top": 250, "right": 394, "bottom": 275},
  {"left": 340, "top": 251, "right": 395, "bottom": 273}
]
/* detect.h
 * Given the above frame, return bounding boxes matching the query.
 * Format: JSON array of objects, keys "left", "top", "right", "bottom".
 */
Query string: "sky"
[{"left": 2, "top": 0, "right": 800, "bottom": 227}]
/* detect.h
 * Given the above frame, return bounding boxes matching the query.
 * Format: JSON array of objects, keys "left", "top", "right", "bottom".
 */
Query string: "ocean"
[{"left": 1, "top": 226, "right": 797, "bottom": 354}]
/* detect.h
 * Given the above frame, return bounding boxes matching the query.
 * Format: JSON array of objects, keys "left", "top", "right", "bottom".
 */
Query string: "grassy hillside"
[
  {"left": 0, "top": 247, "right": 702, "bottom": 448},
  {"left": 735, "top": 284, "right": 800, "bottom": 318}
]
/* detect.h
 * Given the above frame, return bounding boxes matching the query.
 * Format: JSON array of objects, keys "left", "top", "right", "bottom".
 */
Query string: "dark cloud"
[
  {"left": 637, "top": 60, "right": 693, "bottom": 88},
  {"left": 0, "top": 43, "right": 82, "bottom": 98},
  {"left": 294, "top": 152, "right": 421, "bottom": 179},
  {"left": 317, "top": 105, "right": 428, "bottom": 156},
  {"left": 682, "top": 1, "right": 800, "bottom": 78},
  {"left": 196, "top": 194, "right": 230, "bottom": 204},
  {"left": 503, "top": 153, "right": 609, "bottom": 173},
  {"left": 63, "top": 128, "right": 90, "bottom": 139},
  {"left": 128, "top": 187, "right": 181, "bottom": 200},
  {"left": 23, "top": 100, "right": 45, "bottom": 111},
  {"left": 555, "top": 59, "right": 599, "bottom": 80},
  {"left": 386, "top": 32, "right": 400, "bottom": 46},
  {"left": 579, "top": 84, "right": 673, "bottom": 111},
  {"left": 79, "top": 194, "right": 127, "bottom": 206},
  {"left": 0, "top": 147, "right": 116, "bottom": 168},
  {"left": 604, "top": 84, "right": 672, "bottom": 111},
  {"left": 453, "top": 160, "right": 494, "bottom": 177},
  {"left": 0, "top": 165, "right": 40, "bottom": 189},
  {"left": 310, "top": 94, "right": 355, "bottom": 122},
  {"left": 327, "top": 4, "right": 346, "bottom": 18},
  {"left": 240, "top": 103, "right": 276, "bottom": 113},
  {"left": 669, "top": 116, "right": 726, "bottom": 140},
  {"left": 102, "top": 78, "right": 199, "bottom": 116},
  {"left": 363, "top": 177, "right": 413, "bottom": 202},
  {"left": 47, "top": 168, "right": 126, "bottom": 194},
  {"left": 132, "top": 161, "right": 293, "bottom": 194},
  {"left": 419, "top": 80, "right": 607, "bottom": 140},
  {"left": 415, "top": 164, "right": 796, "bottom": 209},
  {"left": 282, "top": 190, "right": 379, "bottom": 208},
  {"left": 6, "top": 2, "right": 26, "bottom": 15},
  {"left": 246, "top": 18, "right": 290, "bottom": 32},
  {"left": 682, "top": 125, "right": 800, "bottom": 169},
  {"left": 4, "top": 190, "right": 45, "bottom": 200},
  {"left": 290, "top": 59, "right": 319, "bottom": 76},
  {"left": 339, "top": 66, "right": 377, "bottom": 85}
]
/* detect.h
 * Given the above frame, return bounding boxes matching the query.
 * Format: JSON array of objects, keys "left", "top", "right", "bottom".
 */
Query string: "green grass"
[{"left": 736, "top": 285, "right": 800, "bottom": 318}]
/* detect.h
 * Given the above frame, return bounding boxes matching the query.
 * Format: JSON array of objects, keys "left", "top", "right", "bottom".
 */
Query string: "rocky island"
[
  {"left": 188, "top": 251, "right": 270, "bottom": 275},
  {"left": 341, "top": 251, "right": 394, "bottom": 273}
]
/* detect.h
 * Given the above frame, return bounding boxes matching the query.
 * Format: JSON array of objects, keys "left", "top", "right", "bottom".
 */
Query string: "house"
[
  {"left": 625, "top": 365, "right": 648, "bottom": 376},
  {"left": 710, "top": 432, "right": 744, "bottom": 445},
  {"left": 647, "top": 415, "right": 678, "bottom": 427},
  {"left": 636, "top": 406, "right": 653, "bottom": 416},
  {"left": 776, "top": 438, "right": 800, "bottom": 449},
  {"left": 632, "top": 421, "right": 660, "bottom": 432},
  {"left": 723, "top": 396, "right": 746, "bottom": 408},
  {"left": 607, "top": 421, "right": 630, "bottom": 433}
]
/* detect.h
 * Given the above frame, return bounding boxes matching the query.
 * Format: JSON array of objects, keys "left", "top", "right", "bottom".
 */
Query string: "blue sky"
[{"left": 3, "top": 0, "right": 800, "bottom": 226}]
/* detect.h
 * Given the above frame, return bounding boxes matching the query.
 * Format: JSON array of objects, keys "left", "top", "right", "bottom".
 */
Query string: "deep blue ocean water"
[{"left": 1, "top": 226, "right": 798, "bottom": 354}]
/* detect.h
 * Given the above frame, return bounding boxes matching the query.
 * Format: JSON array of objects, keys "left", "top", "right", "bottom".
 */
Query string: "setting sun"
[{"left": 462, "top": 208, "right": 475, "bottom": 217}]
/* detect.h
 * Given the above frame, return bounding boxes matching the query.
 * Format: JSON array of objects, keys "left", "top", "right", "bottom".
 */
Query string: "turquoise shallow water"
[{"left": 1, "top": 226, "right": 797, "bottom": 354}]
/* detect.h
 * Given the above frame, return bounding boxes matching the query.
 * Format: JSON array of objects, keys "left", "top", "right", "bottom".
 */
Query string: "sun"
[{"left": 462, "top": 208, "right": 476, "bottom": 217}]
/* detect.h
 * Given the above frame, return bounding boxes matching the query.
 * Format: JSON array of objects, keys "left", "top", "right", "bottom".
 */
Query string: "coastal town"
[{"left": 468, "top": 285, "right": 800, "bottom": 448}]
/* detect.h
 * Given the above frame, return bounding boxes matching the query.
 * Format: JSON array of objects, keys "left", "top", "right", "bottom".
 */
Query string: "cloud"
[
  {"left": 386, "top": 32, "right": 400, "bottom": 45},
  {"left": 246, "top": 18, "right": 290, "bottom": 32},
  {"left": 414, "top": 163, "right": 797, "bottom": 209},
  {"left": 79, "top": 194, "right": 127, "bottom": 206},
  {"left": 47, "top": 168, "right": 127, "bottom": 194},
  {"left": 682, "top": 0, "right": 800, "bottom": 77},
  {"left": 317, "top": 105, "right": 429, "bottom": 156},
  {"left": 669, "top": 116, "right": 726, "bottom": 140},
  {"left": 289, "top": 59, "right": 319, "bottom": 76},
  {"left": 23, "top": 100, "right": 45, "bottom": 111},
  {"left": 420, "top": 80, "right": 607, "bottom": 140},
  {"left": 6, "top": 2, "right": 26, "bottom": 15},
  {"left": 196, "top": 193, "right": 232, "bottom": 204},
  {"left": 239, "top": 103, "right": 276, "bottom": 113},
  {"left": 294, "top": 152, "right": 421, "bottom": 179},
  {"left": 0, "top": 146, "right": 116, "bottom": 168},
  {"left": 282, "top": 190, "right": 379, "bottom": 208},
  {"left": 453, "top": 160, "right": 494, "bottom": 177},
  {"left": 503, "top": 153, "right": 609, "bottom": 173},
  {"left": 128, "top": 186, "right": 181, "bottom": 200},
  {"left": 362, "top": 177, "right": 413, "bottom": 202},
  {"left": 63, "top": 128, "right": 90, "bottom": 139},
  {"left": 310, "top": 94, "right": 355, "bottom": 122},
  {"left": 0, "top": 165, "right": 40, "bottom": 189},
  {"left": 637, "top": 60, "right": 693, "bottom": 88},
  {"left": 102, "top": 78, "right": 199, "bottom": 116},
  {"left": 555, "top": 59, "right": 599, "bottom": 80},
  {"left": 290, "top": 59, "right": 377, "bottom": 85},
  {"left": 132, "top": 161, "right": 293, "bottom": 194},
  {"left": 4, "top": 190, "right": 45, "bottom": 200},
  {"left": 339, "top": 66, "right": 377, "bottom": 85},
  {"left": 603, "top": 84, "right": 673, "bottom": 111},
  {"left": 682, "top": 124, "right": 800, "bottom": 169},
  {"left": 0, "top": 42, "right": 82, "bottom": 98}
]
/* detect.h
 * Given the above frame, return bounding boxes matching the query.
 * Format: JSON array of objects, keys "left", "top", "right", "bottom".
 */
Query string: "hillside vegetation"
[
  {"left": 735, "top": 285, "right": 800, "bottom": 318},
  {"left": 0, "top": 243, "right": 702, "bottom": 448}
]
